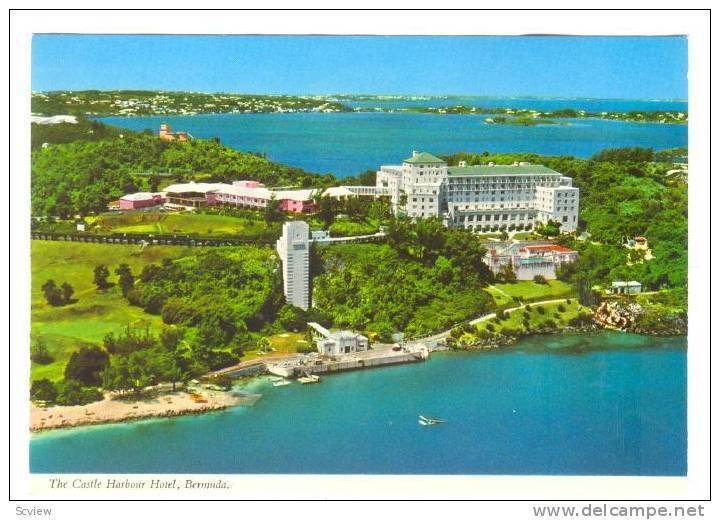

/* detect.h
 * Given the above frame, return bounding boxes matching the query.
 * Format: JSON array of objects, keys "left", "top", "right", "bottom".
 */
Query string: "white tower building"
[{"left": 276, "top": 221, "right": 311, "bottom": 310}]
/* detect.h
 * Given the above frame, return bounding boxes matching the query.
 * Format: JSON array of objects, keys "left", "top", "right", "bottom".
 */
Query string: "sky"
[{"left": 32, "top": 35, "right": 687, "bottom": 99}]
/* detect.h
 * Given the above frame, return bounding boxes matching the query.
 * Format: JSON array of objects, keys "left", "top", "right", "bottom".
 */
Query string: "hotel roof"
[
  {"left": 403, "top": 152, "right": 447, "bottom": 164},
  {"left": 448, "top": 164, "right": 560, "bottom": 176},
  {"left": 164, "top": 182, "right": 226, "bottom": 194}
]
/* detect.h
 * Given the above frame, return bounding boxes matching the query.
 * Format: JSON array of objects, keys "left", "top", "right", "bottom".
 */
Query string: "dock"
[
  {"left": 211, "top": 344, "right": 430, "bottom": 382},
  {"left": 266, "top": 344, "right": 429, "bottom": 378}
]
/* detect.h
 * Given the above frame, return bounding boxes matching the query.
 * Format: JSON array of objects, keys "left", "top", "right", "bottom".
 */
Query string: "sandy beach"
[{"left": 30, "top": 388, "right": 257, "bottom": 432}]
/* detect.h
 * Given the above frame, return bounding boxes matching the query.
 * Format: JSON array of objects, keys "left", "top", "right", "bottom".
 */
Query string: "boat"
[
  {"left": 418, "top": 415, "right": 446, "bottom": 426},
  {"left": 272, "top": 380, "right": 291, "bottom": 387},
  {"left": 297, "top": 374, "right": 321, "bottom": 384}
]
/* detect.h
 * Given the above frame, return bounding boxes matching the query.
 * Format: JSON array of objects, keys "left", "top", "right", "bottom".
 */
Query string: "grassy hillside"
[
  {"left": 31, "top": 241, "right": 195, "bottom": 381},
  {"left": 90, "top": 211, "right": 278, "bottom": 238},
  {"left": 31, "top": 131, "right": 334, "bottom": 218}
]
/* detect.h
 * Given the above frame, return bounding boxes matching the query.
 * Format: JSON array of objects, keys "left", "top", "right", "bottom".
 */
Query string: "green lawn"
[
  {"left": 239, "top": 332, "right": 308, "bottom": 361},
  {"left": 92, "top": 212, "right": 271, "bottom": 236},
  {"left": 476, "top": 299, "right": 588, "bottom": 333},
  {"left": 485, "top": 280, "right": 575, "bottom": 306},
  {"left": 31, "top": 241, "right": 194, "bottom": 382}
]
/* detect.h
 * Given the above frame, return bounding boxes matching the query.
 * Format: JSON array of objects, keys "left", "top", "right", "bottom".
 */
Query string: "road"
[
  {"left": 210, "top": 298, "right": 574, "bottom": 376},
  {"left": 407, "top": 298, "right": 573, "bottom": 347}
]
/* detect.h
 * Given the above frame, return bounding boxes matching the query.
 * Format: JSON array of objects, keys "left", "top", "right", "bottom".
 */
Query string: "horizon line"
[{"left": 30, "top": 90, "right": 689, "bottom": 103}]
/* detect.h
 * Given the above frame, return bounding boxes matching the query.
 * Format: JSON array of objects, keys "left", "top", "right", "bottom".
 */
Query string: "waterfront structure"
[
  {"left": 276, "top": 221, "right": 311, "bottom": 310},
  {"left": 118, "top": 192, "right": 165, "bottom": 210},
  {"left": 158, "top": 123, "right": 192, "bottom": 142},
  {"left": 307, "top": 322, "right": 369, "bottom": 356},
  {"left": 376, "top": 151, "right": 580, "bottom": 233},
  {"left": 485, "top": 243, "right": 578, "bottom": 280},
  {"left": 609, "top": 281, "right": 643, "bottom": 295}
]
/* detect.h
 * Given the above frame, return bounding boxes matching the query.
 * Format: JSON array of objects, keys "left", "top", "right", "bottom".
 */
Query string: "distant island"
[{"left": 31, "top": 91, "right": 688, "bottom": 124}]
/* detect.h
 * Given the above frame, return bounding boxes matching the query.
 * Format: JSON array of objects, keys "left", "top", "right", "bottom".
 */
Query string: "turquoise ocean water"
[
  {"left": 30, "top": 332, "right": 686, "bottom": 475},
  {"left": 100, "top": 98, "right": 688, "bottom": 177}
]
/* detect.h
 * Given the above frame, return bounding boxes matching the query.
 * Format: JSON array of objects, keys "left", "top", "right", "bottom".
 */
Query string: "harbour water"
[
  {"left": 100, "top": 98, "right": 688, "bottom": 177},
  {"left": 30, "top": 332, "right": 687, "bottom": 475}
]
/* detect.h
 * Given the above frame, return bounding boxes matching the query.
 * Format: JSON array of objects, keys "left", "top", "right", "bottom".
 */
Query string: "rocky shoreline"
[
  {"left": 450, "top": 324, "right": 600, "bottom": 351},
  {"left": 593, "top": 300, "right": 688, "bottom": 336}
]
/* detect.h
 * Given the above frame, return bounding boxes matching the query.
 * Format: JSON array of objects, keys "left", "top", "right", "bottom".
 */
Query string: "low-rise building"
[
  {"left": 118, "top": 192, "right": 165, "bottom": 210},
  {"left": 164, "top": 182, "right": 225, "bottom": 208},
  {"left": 307, "top": 322, "right": 369, "bottom": 356},
  {"left": 609, "top": 281, "right": 643, "bottom": 295},
  {"left": 158, "top": 123, "right": 192, "bottom": 142},
  {"left": 485, "top": 243, "right": 578, "bottom": 281}
]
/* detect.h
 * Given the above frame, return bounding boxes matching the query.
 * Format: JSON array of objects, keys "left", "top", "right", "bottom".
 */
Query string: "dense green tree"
[
  {"left": 30, "top": 339, "right": 54, "bottom": 365},
  {"left": 30, "top": 379, "right": 58, "bottom": 402},
  {"left": 54, "top": 379, "right": 103, "bottom": 405},
  {"left": 61, "top": 282, "right": 75, "bottom": 303},
  {"left": 263, "top": 197, "right": 285, "bottom": 223},
  {"left": 115, "top": 264, "right": 135, "bottom": 297},
  {"left": 41, "top": 279, "right": 64, "bottom": 306},
  {"left": 93, "top": 264, "right": 111, "bottom": 290},
  {"left": 64, "top": 345, "right": 110, "bottom": 386}
]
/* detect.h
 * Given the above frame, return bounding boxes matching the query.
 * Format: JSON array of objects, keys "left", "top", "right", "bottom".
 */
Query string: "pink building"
[
  {"left": 118, "top": 192, "right": 164, "bottom": 210},
  {"left": 485, "top": 243, "right": 578, "bottom": 281},
  {"left": 211, "top": 182, "right": 318, "bottom": 214}
]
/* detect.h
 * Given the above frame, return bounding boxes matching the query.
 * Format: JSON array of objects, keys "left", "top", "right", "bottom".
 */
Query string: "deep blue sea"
[
  {"left": 100, "top": 97, "right": 688, "bottom": 177},
  {"left": 30, "top": 332, "right": 686, "bottom": 475}
]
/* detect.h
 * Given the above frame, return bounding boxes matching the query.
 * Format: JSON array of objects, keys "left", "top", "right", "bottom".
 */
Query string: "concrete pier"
[{"left": 266, "top": 345, "right": 429, "bottom": 378}]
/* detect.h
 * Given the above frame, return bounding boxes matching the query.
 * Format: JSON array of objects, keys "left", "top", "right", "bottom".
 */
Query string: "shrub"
[
  {"left": 533, "top": 274, "right": 548, "bottom": 284},
  {"left": 485, "top": 323, "right": 495, "bottom": 333},
  {"left": 30, "top": 379, "right": 58, "bottom": 402},
  {"left": 523, "top": 311, "right": 531, "bottom": 321},
  {"left": 536, "top": 306, "right": 546, "bottom": 315},
  {"left": 522, "top": 319, "right": 530, "bottom": 329},
  {"left": 30, "top": 339, "right": 54, "bottom": 365},
  {"left": 566, "top": 298, "right": 572, "bottom": 305},
  {"left": 476, "top": 329, "right": 494, "bottom": 340},
  {"left": 558, "top": 304, "right": 567, "bottom": 312},
  {"left": 543, "top": 319, "right": 557, "bottom": 329},
  {"left": 496, "top": 309, "right": 509, "bottom": 320},
  {"left": 54, "top": 379, "right": 104, "bottom": 406},
  {"left": 525, "top": 304, "right": 532, "bottom": 312},
  {"left": 296, "top": 342, "right": 316, "bottom": 354}
]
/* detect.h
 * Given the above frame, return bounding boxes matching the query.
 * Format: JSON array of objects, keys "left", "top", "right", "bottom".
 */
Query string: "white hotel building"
[
  {"left": 376, "top": 152, "right": 579, "bottom": 233},
  {"left": 276, "top": 221, "right": 311, "bottom": 310}
]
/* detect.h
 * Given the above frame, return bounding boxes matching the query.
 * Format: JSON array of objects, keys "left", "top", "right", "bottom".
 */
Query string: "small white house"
[
  {"left": 610, "top": 281, "right": 643, "bottom": 295},
  {"left": 307, "top": 322, "right": 369, "bottom": 356}
]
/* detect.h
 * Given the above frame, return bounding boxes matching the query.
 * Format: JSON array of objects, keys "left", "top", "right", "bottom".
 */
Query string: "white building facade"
[
  {"left": 376, "top": 152, "right": 580, "bottom": 233},
  {"left": 307, "top": 322, "right": 369, "bottom": 356},
  {"left": 276, "top": 221, "right": 311, "bottom": 310}
]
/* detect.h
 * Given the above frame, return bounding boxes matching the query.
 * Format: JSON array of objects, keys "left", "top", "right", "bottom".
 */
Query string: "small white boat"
[
  {"left": 298, "top": 374, "right": 320, "bottom": 384},
  {"left": 418, "top": 415, "right": 446, "bottom": 426},
  {"left": 272, "top": 380, "right": 291, "bottom": 387}
]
